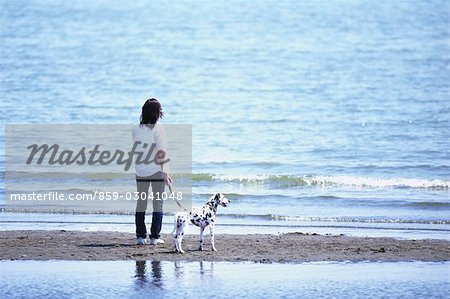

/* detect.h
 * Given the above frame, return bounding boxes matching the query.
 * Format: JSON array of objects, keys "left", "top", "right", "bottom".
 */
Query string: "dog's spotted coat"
[{"left": 172, "top": 193, "right": 229, "bottom": 253}]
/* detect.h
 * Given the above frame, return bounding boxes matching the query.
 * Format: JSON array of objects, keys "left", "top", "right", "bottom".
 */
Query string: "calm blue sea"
[{"left": 1, "top": 0, "right": 449, "bottom": 240}]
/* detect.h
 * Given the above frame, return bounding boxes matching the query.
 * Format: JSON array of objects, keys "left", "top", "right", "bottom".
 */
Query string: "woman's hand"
[{"left": 165, "top": 174, "right": 173, "bottom": 186}]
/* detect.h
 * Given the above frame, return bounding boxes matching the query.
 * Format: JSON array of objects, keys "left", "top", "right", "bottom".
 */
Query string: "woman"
[{"left": 133, "top": 98, "right": 172, "bottom": 245}]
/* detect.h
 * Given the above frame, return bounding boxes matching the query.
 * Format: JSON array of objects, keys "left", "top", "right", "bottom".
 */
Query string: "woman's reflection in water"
[{"left": 134, "top": 260, "right": 164, "bottom": 289}]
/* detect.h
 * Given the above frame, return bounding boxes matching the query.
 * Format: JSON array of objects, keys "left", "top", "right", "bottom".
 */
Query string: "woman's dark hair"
[{"left": 140, "top": 98, "right": 164, "bottom": 125}]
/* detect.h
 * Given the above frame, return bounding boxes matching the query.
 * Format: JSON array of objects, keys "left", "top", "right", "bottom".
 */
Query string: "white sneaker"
[
  {"left": 150, "top": 238, "right": 165, "bottom": 245},
  {"left": 137, "top": 237, "right": 147, "bottom": 245}
]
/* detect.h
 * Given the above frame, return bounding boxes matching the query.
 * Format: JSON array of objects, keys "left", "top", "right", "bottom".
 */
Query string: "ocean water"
[
  {"left": 1, "top": 0, "right": 449, "bottom": 239},
  {"left": 1, "top": 261, "right": 449, "bottom": 299}
]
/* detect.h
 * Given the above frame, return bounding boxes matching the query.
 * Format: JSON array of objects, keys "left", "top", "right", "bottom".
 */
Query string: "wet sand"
[{"left": 1, "top": 230, "right": 449, "bottom": 263}]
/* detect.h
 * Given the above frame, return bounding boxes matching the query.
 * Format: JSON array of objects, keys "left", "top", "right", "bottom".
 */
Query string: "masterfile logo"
[{"left": 25, "top": 142, "right": 170, "bottom": 171}]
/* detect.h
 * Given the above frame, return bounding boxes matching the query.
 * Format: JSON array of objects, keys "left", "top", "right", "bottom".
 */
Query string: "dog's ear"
[{"left": 214, "top": 193, "right": 221, "bottom": 201}]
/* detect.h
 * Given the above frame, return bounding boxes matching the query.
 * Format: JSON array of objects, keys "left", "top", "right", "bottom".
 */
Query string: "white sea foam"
[{"left": 202, "top": 174, "right": 449, "bottom": 189}]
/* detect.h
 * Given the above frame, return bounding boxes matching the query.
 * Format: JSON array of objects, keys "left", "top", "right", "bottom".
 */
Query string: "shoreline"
[{"left": 1, "top": 230, "right": 449, "bottom": 263}]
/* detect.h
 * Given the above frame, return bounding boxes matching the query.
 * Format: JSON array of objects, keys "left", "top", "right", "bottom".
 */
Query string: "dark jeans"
[{"left": 135, "top": 171, "right": 166, "bottom": 239}]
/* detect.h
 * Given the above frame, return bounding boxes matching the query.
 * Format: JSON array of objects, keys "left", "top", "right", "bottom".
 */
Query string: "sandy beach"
[{"left": 1, "top": 230, "right": 449, "bottom": 263}]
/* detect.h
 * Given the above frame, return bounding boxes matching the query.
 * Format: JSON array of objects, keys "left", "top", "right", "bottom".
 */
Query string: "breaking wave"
[{"left": 192, "top": 173, "right": 449, "bottom": 190}]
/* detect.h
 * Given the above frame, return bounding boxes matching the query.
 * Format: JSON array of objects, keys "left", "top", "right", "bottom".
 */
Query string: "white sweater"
[{"left": 132, "top": 123, "right": 169, "bottom": 177}]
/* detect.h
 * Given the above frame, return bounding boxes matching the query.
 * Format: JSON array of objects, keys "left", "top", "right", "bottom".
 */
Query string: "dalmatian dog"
[{"left": 172, "top": 193, "right": 230, "bottom": 253}]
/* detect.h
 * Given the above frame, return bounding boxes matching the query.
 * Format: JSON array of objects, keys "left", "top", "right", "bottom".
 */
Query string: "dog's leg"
[
  {"left": 175, "top": 233, "right": 183, "bottom": 253},
  {"left": 177, "top": 230, "right": 184, "bottom": 253},
  {"left": 174, "top": 227, "right": 185, "bottom": 254},
  {"left": 178, "top": 233, "right": 185, "bottom": 254},
  {"left": 173, "top": 234, "right": 178, "bottom": 252},
  {"left": 173, "top": 214, "right": 180, "bottom": 253},
  {"left": 210, "top": 224, "right": 217, "bottom": 252},
  {"left": 199, "top": 226, "right": 205, "bottom": 251},
  {"left": 176, "top": 235, "right": 183, "bottom": 253}
]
